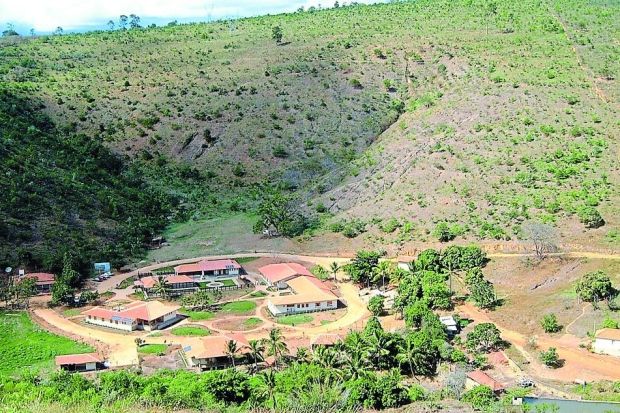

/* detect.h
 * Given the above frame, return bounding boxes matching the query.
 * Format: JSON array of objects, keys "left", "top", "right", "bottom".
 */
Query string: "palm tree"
[
  {"left": 257, "top": 370, "right": 278, "bottom": 411},
  {"left": 248, "top": 339, "right": 265, "bottom": 373},
  {"left": 344, "top": 331, "right": 368, "bottom": 355},
  {"left": 373, "top": 261, "right": 393, "bottom": 291},
  {"left": 367, "top": 330, "right": 392, "bottom": 370},
  {"left": 295, "top": 346, "right": 310, "bottom": 364},
  {"left": 261, "top": 328, "right": 288, "bottom": 368},
  {"left": 152, "top": 276, "right": 171, "bottom": 300},
  {"left": 342, "top": 350, "right": 369, "bottom": 380},
  {"left": 329, "top": 261, "right": 340, "bottom": 282},
  {"left": 225, "top": 339, "right": 239, "bottom": 369},
  {"left": 195, "top": 290, "right": 212, "bottom": 310},
  {"left": 396, "top": 336, "right": 419, "bottom": 380},
  {"left": 312, "top": 345, "right": 341, "bottom": 369}
]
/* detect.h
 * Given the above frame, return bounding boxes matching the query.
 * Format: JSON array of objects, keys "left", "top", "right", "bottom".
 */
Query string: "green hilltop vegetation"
[{"left": 1, "top": 0, "right": 620, "bottom": 270}]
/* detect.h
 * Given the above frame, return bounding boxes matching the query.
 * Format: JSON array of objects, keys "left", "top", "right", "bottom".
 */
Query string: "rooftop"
[
  {"left": 596, "top": 328, "right": 620, "bottom": 341},
  {"left": 55, "top": 353, "right": 103, "bottom": 366},
  {"left": 185, "top": 333, "right": 250, "bottom": 360},
  {"left": 311, "top": 334, "right": 344, "bottom": 347},
  {"left": 19, "top": 272, "right": 55, "bottom": 285},
  {"left": 82, "top": 300, "right": 180, "bottom": 322},
  {"left": 269, "top": 276, "right": 338, "bottom": 306},
  {"left": 175, "top": 259, "right": 241, "bottom": 274},
  {"left": 258, "top": 263, "right": 313, "bottom": 283},
  {"left": 467, "top": 370, "right": 505, "bottom": 392}
]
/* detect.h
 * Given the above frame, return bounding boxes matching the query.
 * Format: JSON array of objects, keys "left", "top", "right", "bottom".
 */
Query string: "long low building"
[
  {"left": 18, "top": 272, "right": 55, "bottom": 294},
  {"left": 82, "top": 301, "right": 181, "bottom": 331},
  {"left": 134, "top": 275, "right": 197, "bottom": 296},
  {"left": 259, "top": 263, "right": 341, "bottom": 317},
  {"left": 174, "top": 259, "right": 241, "bottom": 280},
  {"left": 55, "top": 353, "right": 105, "bottom": 372}
]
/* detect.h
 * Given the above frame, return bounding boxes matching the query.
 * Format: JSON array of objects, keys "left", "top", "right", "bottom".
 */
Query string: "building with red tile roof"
[
  {"left": 18, "top": 272, "right": 55, "bottom": 294},
  {"left": 55, "top": 353, "right": 104, "bottom": 372},
  {"left": 258, "top": 263, "right": 313, "bottom": 288},
  {"left": 466, "top": 370, "right": 505, "bottom": 393},
  {"left": 259, "top": 263, "right": 341, "bottom": 317},
  {"left": 311, "top": 334, "right": 344, "bottom": 349},
  {"left": 184, "top": 333, "right": 250, "bottom": 370},
  {"left": 174, "top": 259, "right": 241, "bottom": 280},
  {"left": 82, "top": 301, "right": 181, "bottom": 332}
]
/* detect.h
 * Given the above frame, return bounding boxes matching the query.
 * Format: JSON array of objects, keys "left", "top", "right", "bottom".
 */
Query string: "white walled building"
[
  {"left": 594, "top": 328, "right": 620, "bottom": 356},
  {"left": 82, "top": 301, "right": 180, "bottom": 332}
]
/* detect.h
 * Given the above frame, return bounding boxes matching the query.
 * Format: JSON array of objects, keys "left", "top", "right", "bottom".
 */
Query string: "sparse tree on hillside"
[
  {"left": 253, "top": 191, "right": 308, "bottom": 238},
  {"left": 119, "top": 15, "right": 128, "bottom": 30},
  {"left": 576, "top": 270, "right": 614, "bottom": 303},
  {"left": 485, "top": 0, "right": 498, "bottom": 35},
  {"left": 272, "top": 26, "right": 283, "bottom": 44},
  {"left": 54, "top": 26, "right": 63, "bottom": 35},
  {"left": 522, "top": 222, "right": 557, "bottom": 260},
  {"left": 466, "top": 322, "right": 502, "bottom": 352},
  {"left": 129, "top": 14, "right": 141, "bottom": 29},
  {"left": 541, "top": 313, "right": 562, "bottom": 333},
  {"left": 107, "top": 20, "right": 115, "bottom": 30}
]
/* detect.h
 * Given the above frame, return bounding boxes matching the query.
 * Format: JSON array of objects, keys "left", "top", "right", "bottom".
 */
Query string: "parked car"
[
  {"left": 517, "top": 378, "right": 535, "bottom": 388},
  {"left": 102, "top": 271, "right": 113, "bottom": 277},
  {"left": 93, "top": 277, "right": 102, "bottom": 282}
]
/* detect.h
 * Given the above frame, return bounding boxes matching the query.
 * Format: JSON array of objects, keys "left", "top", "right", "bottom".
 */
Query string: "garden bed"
[{"left": 212, "top": 317, "right": 264, "bottom": 331}]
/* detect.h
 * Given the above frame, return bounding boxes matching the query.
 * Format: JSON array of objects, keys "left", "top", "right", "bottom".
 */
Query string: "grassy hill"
[{"left": 1, "top": 0, "right": 619, "bottom": 263}]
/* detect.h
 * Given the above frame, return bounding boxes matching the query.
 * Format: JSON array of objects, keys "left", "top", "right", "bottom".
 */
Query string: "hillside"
[
  {"left": 1, "top": 0, "right": 619, "bottom": 265},
  {"left": 314, "top": 0, "right": 620, "bottom": 250},
  {"left": 0, "top": 89, "right": 174, "bottom": 272}
]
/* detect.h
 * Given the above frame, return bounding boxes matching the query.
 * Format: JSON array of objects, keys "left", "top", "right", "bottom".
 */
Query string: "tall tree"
[
  {"left": 247, "top": 339, "right": 265, "bottom": 374},
  {"left": 345, "top": 250, "right": 381, "bottom": 287},
  {"left": 257, "top": 370, "right": 278, "bottom": 411},
  {"left": 373, "top": 261, "right": 393, "bottom": 290},
  {"left": 152, "top": 276, "right": 171, "bottom": 300},
  {"left": 129, "top": 14, "right": 141, "bottom": 29},
  {"left": 225, "top": 339, "right": 239, "bottom": 369},
  {"left": 119, "top": 15, "right": 128, "bottom": 30},
  {"left": 329, "top": 261, "right": 340, "bottom": 282},
  {"left": 522, "top": 222, "right": 557, "bottom": 260},
  {"left": 252, "top": 190, "right": 307, "bottom": 237},
  {"left": 576, "top": 270, "right": 614, "bottom": 303},
  {"left": 262, "top": 328, "right": 288, "bottom": 368},
  {"left": 466, "top": 323, "right": 502, "bottom": 352},
  {"left": 107, "top": 20, "right": 115, "bottom": 30}
]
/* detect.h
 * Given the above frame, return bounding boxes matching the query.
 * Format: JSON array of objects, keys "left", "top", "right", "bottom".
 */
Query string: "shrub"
[
  {"left": 433, "top": 222, "right": 456, "bottom": 242},
  {"left": 577, "top": 206, "right": 604, "bottom": 228},
  {"left": 541, "top": 313, "right": 562, "bottom": 333}
]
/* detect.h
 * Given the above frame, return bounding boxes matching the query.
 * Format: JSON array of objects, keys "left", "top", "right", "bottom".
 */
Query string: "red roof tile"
[
  {"left": 175, "top": 259, "right": 241, "bottom": 274},
  {"left": 311, "top": 334, "right": 344, "bottom": 347},
  {"left": 596, "top": 328, "right": 620, "bottom": 341},
  {"left": 82, "top": 301, "right": 180, "bottom": 322},
  {"left": 467, "top": 370, "right": 505, "bottom": 392},
  {"left": 258, "top": 263, "right": 313, "bottom": 283},
  {"left": 55, "top": 353, "right": 103, "bottom": 366},
  {"left": 19, "top": 273, "right": 55, "bottom": 285}
]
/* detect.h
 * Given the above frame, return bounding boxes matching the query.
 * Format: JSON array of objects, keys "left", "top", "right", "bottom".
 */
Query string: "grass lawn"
[
  {"left": 179, "top": 309, "right": 216, "bottom": 321},
  {"left": 249, "top": 291, "right": 267, "bottom": 298},
  {"left": 171, "top": 326, "right": 211, "bottom": 336},
  {"left": 236, "top": 257, "right": 259, "bottom": 264},
  {"left": 277, "top": 314, "right": 313, "bottom": 326},
  {"left": 243, "top": 318, "right": 262, "bottom": 327},
  {"left": 321, "top": 320, "right": 333, "bottom": 325},
  {"left": 62, "top": 309, "right": 83, "bottom": 317},
  {"left": 220, "top": 279, "right": 236, "bottom": 287},
  {"left": 221, "top": 301, "right": 257, "bottom": 313},
  {"left": 138, "top": 344, "right": 167, "bottom": 354},
  {"left": 117, "top": 276, "right": 137, "bottom": 289},
  {"left": 152, "top": 266, "right": 176, "bottom": 274},
  {"left": 100, "top": 291, "right": 115, "bottom": 299},
  {"left": 147, "top": 332, "right": 163, "bottom": 337},
  {"left": 0, "top": 312, "right": 93, "bottom": 376}
]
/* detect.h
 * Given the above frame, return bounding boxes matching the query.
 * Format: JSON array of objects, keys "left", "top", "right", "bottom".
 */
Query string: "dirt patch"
[
  {"left": 212, "top": 317, "right": 265, "bottom": 332},
  {"left": 140, "top": 344, "right": 186, "bottom": 374}
]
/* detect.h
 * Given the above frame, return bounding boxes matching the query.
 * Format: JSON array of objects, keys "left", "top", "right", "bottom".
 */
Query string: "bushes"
[{"left": 577, "top": 206, "right": 605, "bottom": 228}]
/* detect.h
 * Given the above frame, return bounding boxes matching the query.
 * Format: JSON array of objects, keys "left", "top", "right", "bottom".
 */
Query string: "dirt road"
[
  {"left": 459, "top": 303, "right": 620, "bottom": 382},
  {"left": 33, "top": 309, "right": 139, "bottom": 367}
]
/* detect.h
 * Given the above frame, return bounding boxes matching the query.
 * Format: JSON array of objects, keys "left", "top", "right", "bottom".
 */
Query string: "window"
[{"left": 316, "top": 303, "right": 321, "bottom": 307}]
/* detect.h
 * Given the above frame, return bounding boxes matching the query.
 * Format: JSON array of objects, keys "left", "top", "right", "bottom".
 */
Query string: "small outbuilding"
[
  {"left": 55, "top": 353, "right": 105, "bottom": 372},
  {"left": 594, "top": 328, "right": 620, "bottom": 356},
  {"left": 18, "top": 273, "right": 55, "bottom": 294},
  {"left": 466, "top": 370, "right": 505, "bottom": 394}
]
